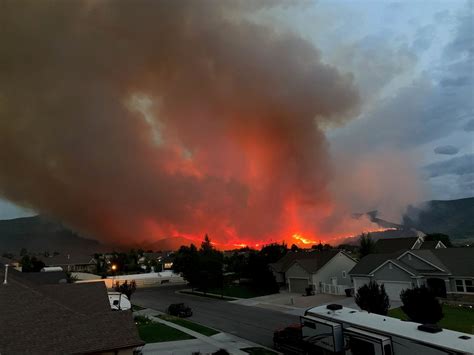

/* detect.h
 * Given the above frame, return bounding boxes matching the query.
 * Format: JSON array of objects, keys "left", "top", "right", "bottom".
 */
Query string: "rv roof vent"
[
  {"left": 326, "top": 304, "right": 343, "bottom": 311},
  {"left": 418, "top": 324, "right": 442, "bottom": 333},
  {"left": 459, "top": 335, "right": 471, "bottom": 340}
]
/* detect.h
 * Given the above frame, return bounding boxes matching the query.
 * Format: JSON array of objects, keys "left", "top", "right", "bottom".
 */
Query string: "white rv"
[
  {"left": 108, "top": 292, "right": 131, "bottom": 311},
  {"left": 301, "top": 305, "right": 473, "bottom": 355}
]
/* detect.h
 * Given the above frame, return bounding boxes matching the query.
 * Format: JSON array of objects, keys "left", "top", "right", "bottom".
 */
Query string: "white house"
[{"left": 270, "top": 250, "right": 357, "bottom": 295}]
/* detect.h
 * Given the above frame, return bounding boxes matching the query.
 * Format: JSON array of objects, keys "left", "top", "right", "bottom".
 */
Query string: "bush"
[
  {"left": 115, "top": 280, "right": 137, "bottom": 300},
  {"left": 355, "top": 281, "right": 390, "bottom": 315},
  {"left": 400, "top": 285, "right": 443, "bottom": 324}
]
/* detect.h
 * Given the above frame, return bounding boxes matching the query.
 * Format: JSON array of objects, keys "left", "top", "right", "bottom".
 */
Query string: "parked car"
[{"left": 168, "top": 303, "right": 192, "bottom": 317}]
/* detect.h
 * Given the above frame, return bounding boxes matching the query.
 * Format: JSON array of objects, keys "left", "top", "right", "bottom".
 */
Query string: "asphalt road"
[{"left": 133, "top": 285, "right": 300, "bottom": 347}]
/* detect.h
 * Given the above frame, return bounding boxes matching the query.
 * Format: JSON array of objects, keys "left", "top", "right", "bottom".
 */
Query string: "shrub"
[
  {"left": 355, "top": 281, "right": 390, "bottom": 315},
  {"left": 400, "top": 285, "right": 443, "bottom": 324}
]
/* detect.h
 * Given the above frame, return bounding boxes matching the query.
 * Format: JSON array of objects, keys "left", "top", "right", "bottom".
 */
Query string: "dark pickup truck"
[{"left": 167, "top": 303, "right": 193, "bottom": 317}]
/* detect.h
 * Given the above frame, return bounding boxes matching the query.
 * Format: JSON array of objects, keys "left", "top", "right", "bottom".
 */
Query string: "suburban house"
[
  {"left": 349, "top": 247, "right": 474, "bottom": 302},
  {"left": 0, "top": 262, "right": 144, "bottom": 354},
  {"left": 269, "top": 250, "right": 357, "bottom": 295},
  {"left": 138, "top": 252, "right": 175, "bottom": 270},
  {"left": 43, "top": 253, "right": 97, "bottom": 272},
  {"left": 374, "top": 236, "right": 446, "bottom": 254}
]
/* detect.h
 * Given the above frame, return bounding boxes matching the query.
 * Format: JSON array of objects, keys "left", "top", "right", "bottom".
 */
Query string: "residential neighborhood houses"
[
  {"left": 350, "top": 247, "right": 474, "bottom": 301},
  {"left": 1, "top": 233, "right": 473, "bottom": 354}
]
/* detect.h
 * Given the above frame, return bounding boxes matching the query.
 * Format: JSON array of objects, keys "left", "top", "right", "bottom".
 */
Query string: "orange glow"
[{"left": 292, "top": 233, "right": 318, "bottom": 245}]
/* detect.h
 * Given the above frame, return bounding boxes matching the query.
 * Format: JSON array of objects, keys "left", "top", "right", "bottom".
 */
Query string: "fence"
[
  {"left": 320, "top": 283, "right": 346, "bottom": 295},
  {"left": 76, "top": 273, "right": 185, "bottom": 289}
]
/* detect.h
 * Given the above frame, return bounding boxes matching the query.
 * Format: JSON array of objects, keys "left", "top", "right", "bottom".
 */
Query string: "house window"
[
  {"left": 388, "top": 263, "right": 393, "bottom": 270},
  {"left": 342, "top": 271, "right": 347, "bottom": 278},
  {"left": 466, "top": 280, "right": 474, "bottom": 293},
  {"left": 455, "top": 279, "right": 474, "bottom": 293},
  {"left": 408, "top": 254, "right": 412, "bottom": 261}
]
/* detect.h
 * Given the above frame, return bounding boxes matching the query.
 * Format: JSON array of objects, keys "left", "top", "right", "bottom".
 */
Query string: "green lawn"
[
  {"left": 158, "top": 314, "right": 220, "bottom": 336},
  {"left": 206, "top": 284, "right": 276, "bottom": 299},
  {"left": 135, "top": 315, "right": 195, "bottom": 343},
  {"left": 132, "top": 304, "right": 145, "bottom": 311},
  {"left": 388, "top": 305, "right": 474, "bottom": 334},
  {"left": 241, "top": 347, "right": 278, "bottom": 355}
]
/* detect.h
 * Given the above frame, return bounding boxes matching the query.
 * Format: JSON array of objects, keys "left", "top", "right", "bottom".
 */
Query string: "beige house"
[{"left": 270, "top": 250, "right": 357, "bottom": 295}]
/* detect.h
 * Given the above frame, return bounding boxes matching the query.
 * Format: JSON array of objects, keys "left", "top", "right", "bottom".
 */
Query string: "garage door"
[
  {"left": 289, "top": 278, "right": 309, "bottom": 293},
  {"left": 379, "top": 282, "right": 411, "bottom": 301}
]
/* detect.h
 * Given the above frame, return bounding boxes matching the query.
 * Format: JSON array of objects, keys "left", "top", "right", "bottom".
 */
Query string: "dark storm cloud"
[
  {"left": 434, "top": 145, "right": 459, "bottom": 155},
  {"left": 424, "top": 154, "right": 474, "bottom": 178},
  {"left": 412, "top": 24, "right": 436, "bottom": 52},
  {"left": 440, "top": 76, "right": 471, "bottom": 87},
  {"left": 464, "top": 119, "right": 474, "bottom": 131},
  {"left": 333, "top": 4, "right": 473, "bottom": 153}
]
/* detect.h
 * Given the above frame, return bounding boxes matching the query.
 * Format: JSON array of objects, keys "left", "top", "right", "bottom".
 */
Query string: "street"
[{"left": 133, "top": 285, "right": 300, "bottom": 347}]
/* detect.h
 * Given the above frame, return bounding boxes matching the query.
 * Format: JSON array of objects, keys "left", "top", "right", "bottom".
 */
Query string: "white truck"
[
  {"left": 299, "top": 304, "right": 473, "bottom": 355},
  {"left": 107, "top": 291, "right": 131, "bottom": 311}
]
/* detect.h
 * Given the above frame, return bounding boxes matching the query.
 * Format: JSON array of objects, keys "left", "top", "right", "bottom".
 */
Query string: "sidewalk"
[{"left": 135, "top": 308, "right": 279, "bottom": 355}]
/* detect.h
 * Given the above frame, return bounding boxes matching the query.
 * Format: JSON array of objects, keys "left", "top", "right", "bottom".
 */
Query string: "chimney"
[{"left": 3, "top": 264, "right": 9, "bottom": 285}]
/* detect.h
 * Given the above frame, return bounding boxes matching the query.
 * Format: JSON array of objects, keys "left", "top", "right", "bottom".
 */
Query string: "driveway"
[{"left": 231, "top": 290, "right": 401, "bottom": 313}]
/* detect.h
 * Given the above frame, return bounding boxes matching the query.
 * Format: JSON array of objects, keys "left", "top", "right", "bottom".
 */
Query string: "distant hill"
[
  {"left": 402, "top": 197, "right": 474, "bottom": 241},
  {"left": 0, "top": 215, "right": 103, "bottom": 254},
  {"left": 145, "top": 236, "right": 198, "bottom": 251}
]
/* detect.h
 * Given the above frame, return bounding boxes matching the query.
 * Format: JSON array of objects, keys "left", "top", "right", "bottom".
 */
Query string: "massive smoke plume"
[{"left": 0, "top": 0, "right": 366, "bottom": 247}]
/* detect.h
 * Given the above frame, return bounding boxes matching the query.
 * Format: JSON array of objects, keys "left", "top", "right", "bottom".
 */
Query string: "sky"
[
  {"left": 266, "top": 0, "right": 473, "bottom": 202},
  {"left": 0, "top": 0, "right": 472, "bottom": 247}
]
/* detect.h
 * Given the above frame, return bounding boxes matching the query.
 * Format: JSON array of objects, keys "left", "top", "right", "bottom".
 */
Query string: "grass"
[
  {"left": 388, "top": 305, "right": 474, "bottom": 334},
  {"left": 158, "top": 314, "right": 220, "bottom": 336},
  {"left": 132, "top": 304, "right": 145, "bottom": 311},
  {"left": 134, "top": 315, "right": 195, "bottom": 343},
  {"left": 205, "top": 284, "right": 276, "bottom": 299},
  {"left": 180, "top": 290, "right": 237, "bottom": 301},
  {"left": 241, "top": 347, "right": 278, "bottom": 355}
]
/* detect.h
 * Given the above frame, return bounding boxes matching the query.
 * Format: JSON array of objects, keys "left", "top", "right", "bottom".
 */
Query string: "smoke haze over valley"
[{"left": 0, "top": 1, "right": 472, "bottom": 248}]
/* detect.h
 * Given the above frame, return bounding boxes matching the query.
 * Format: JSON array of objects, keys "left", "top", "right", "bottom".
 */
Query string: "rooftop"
[
  {"left": 305, "top": 305, "right": 473, "bottom": 353},
  {"left": 0, "top": 266, "right": 144, "bottom": 354}
]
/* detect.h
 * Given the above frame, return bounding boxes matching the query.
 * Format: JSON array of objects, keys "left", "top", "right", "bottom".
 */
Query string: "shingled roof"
[
  {"left": 374, "top": 237, "right": 419, "bottom": 254},
  {"left": 270, "top": 250, "right": 349, "bottom": 274},
  {"left": 349, "top": 248, "right": 474, "bottom": 277},
  {"left": 0, "top": 267, "right": 144, "bottom": 354}
]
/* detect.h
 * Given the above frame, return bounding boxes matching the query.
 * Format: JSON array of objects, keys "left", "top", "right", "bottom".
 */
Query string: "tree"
[
  {"left": 20, "top": 255, "right": 45, "bottom": 272},
  {"left": 290, "top": 244, "right": 300, "bottom": 252},
  {"left": 115, "top": 280, "right": 137, "bottom": 300},
  {"left": 355, "top": 281, "right": 390, "bottom": 315},
  {"left": 400, "top": 285, "right": 443, "bottom": 324},
  {"left": 20, "top": 248, "right": 28, "bottom": 256},
  {"left": 198, "top": 235, "right": 224, "bottom": 293},
  {"left": 312, "top": 242, "right": 333, "bottom": 251},
  {"left": 259, "top": 243, "right": 288, "bottom": 264},
  {"left": 425, "top": 233, "right": 452, "bottom": 247},
  {"left": 243, "top": 252, "right": 279, "bottom": 294},
  {"left": 359, "top": 233, "right": 376, "bottom": 257},
  {"left": 173, "top": 244, "right": 200, "bottom": 289}
]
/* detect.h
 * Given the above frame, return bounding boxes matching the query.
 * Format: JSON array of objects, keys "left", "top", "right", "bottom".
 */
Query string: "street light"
[{"left": 111, "top": 264, "right": 117, "bottom": 289}]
